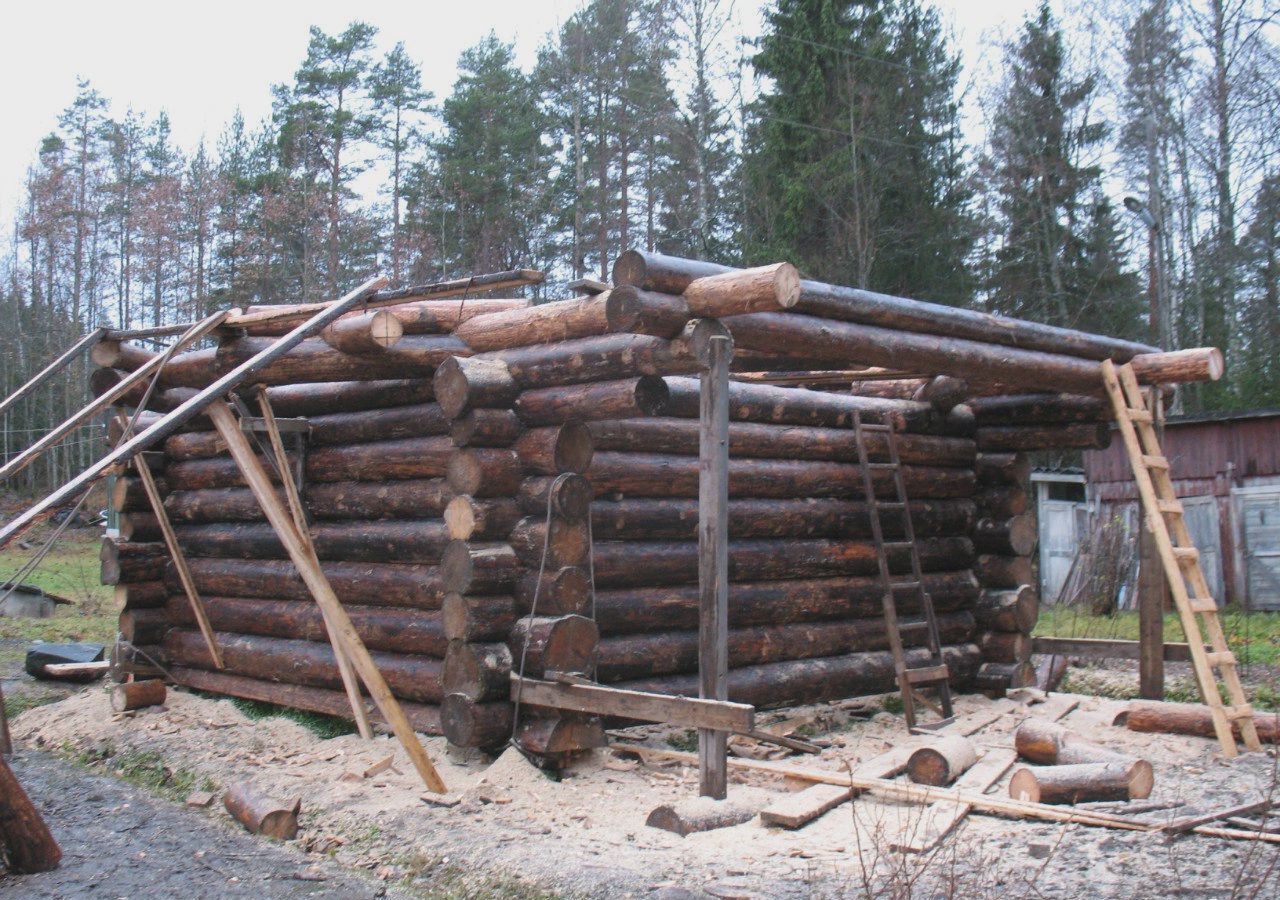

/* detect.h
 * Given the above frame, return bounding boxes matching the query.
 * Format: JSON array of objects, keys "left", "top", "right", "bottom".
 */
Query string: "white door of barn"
[
  {"left": 1039, "top": 501, "right": 1085, "bottom": 602},
  {"left": 1181, "top": 495, "right": 1224, "bottom": 606},
  {"left": 1237, "top": 488, "right": 1280, "bottom": 611}
]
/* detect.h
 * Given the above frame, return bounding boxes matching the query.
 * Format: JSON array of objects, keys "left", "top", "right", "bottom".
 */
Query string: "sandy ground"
[{"left": 8, "top": 685, "right": 1280, "bottom": 899}]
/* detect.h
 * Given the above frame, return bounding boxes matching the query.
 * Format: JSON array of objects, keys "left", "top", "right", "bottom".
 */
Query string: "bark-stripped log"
[
  {"left": 112, "top": 476, "right": 166, "bottom": 513},
  {"left": 513, "top": 423, "right": 593, "bottom": 475},
  {"left": 587, "top": 498, "right": 976, "bottom": 541},
  {"left": 440, "top": 542, "right": 521, "bottom": 595},
  {"left": 110, "top": 679, "right": 167, "bottom": 712},
  {"left": 977, "top": 631, "right": 1032, "bottom": 664},
  {"left": 116, "top": 581, "right": 168, "bottom": 609},
  {"left": 1114, "top": 700, "right": 1280, "bottom": 743},
  {"left": 974, "top": 586, "right": 1038, "bottom": 633},
  {"left": 453, "top": 295, "right": 611, "bottom": 352},
  {"left": 443, "top": 496, "right": 523, "bottom": 540},
  {"left": 199, "top": 335, "right": 469, "bottom": 387},
  {"left": 442, "top": 593, "right": 518, "bottom": 642},
  {"left": 514, "top": 376, "right": 670, "bottom": 426},
  {"left": 165, "top": 596, "right": 447, "bottom": 656},
  {"left": 120, "top": 608, "right": 169, "bottom": 645},
  {"left": 1129, "top": 347, "right": 1223, "bottom": 384},
  {"left": 605, "top": 286, "right": 691, "bottom": 338},
  {"left": 165, "top": 479, "right": 452, "bottom": 524},
  {"left": 509, "top": 614, "right": 598, "bottom": 678},
  {"left": 973, "top": 515, "right": 1037, "bottom": 556},
  {"left": 446, "top": 448, "right": 524, "bottom": 497},
  {"left": 472, "top": 333, "right": 700, "bottom": 392},
  {"left": 969, "top": 394, "right": 1108, "bottom": 425},
  {"left": 174, "top": 558, "right": 447, "bottom": 609},
  {"left": 119, "top": 513, "right": 161, "bottom": 542},
  {"left": 974, "top": 555, "right": 1034, "bottom": 589},
  {"left": 440, "top": 694, "right": 514, "bottom": 749},
  {"left": 516, "top": 474, "right": 594, "bottom": 519},
  {"left": 228, "top": 298, "right": 529, "bottom": 337},
  {"left": 683, "top": 263, "right": 801, "bottom": 316},
  {"left": 442, "top": 640, "right": 512, "bottom": 701},
  {"left": 320, "top": 309, "right": 403, "bottom": 354},
  {"left": 975, "top": 484, "right": 1029, "bottom": 518},
  {"left": 1015, "top": 719, "right": 1134, "bottom": 765},
  {"left": 592, "top": 571, "right": 978, "bottom": 635},
  {"left": 101, "top": 539, "right": 165, "bottom": 585},
  {"left": 306, "top": 403, "right": 450, "bottom": 447},
  {"left": 588, "top": 536, "right": 974, "bottom": 588},
  {"left": 223, "top": 783, "right": 300, "bottom": 839},
  {"left": 251, "top": 379, "right": 435, "bottom": 419},
  {"left": 162, "top": 629, "right": 443, "bottom": 703},
  {"left": 171, "top": 520, "right": 453, "bottom": 563},
  {"left": 433, "top": 357, "right": 519, "bottom": 418},
  {"left": 450, "top": 408, "right": 524, "bottom": 447},
  {"left": 907, "top": 735, "right": 978, "bottom": 786},
  {"left": 1008, "top": 760, "right": 1154, "bottom": 805},
  {"left": 513, "top": 567, "right": 594, "bottom": 617},
  {"left": 509, "top": 517, "right": 592, "bottom": 568},
  {"left": 585, "top": 453, "right": 974, "bottom": 500},
  {"left": 585, "top": 417, "right": 974, "bottom": 466},
  {"left": 975, "top": 453, "right": 1031, "bottom": 486}
]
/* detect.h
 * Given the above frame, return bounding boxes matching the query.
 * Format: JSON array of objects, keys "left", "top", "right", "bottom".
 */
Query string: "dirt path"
[{"left": 1, "top": 750, "right": 408, "bottom": 899}]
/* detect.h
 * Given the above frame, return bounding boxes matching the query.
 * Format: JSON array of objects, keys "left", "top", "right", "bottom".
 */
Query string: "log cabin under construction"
[{"left": 90, "top": 251, "right": 1226, "bottom": 761}]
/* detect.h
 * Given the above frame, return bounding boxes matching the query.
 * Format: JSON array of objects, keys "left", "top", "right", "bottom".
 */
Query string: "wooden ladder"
[
  {"left": 852, "top": 411, "right": 954, "bottom": 731},
  {"left": 1101, "top": 360, "right": 1260, "bottom": 758}
]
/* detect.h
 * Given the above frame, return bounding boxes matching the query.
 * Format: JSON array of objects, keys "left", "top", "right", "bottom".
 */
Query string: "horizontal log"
[
  {"left": 111, "top": 679, "right": 167, "bottom": 712},
  {"left": 977, "top": 630, "right": 1033, "bottom": 664},
  {"left": 307, "top": 403, "right": 450, "bottom": 447},
  {"left": 120, "top": 607, "right": 169, "bottom": 645},
  {"left": 187, "top": 335, "right": 469, "bottom": 388},
  {"left": 907, "top": 735, "right": 977, "bottom": 786},
  {"left": 111, "top": 476, "right": 164, "bottom": 513},
  {"left": 163, "top": 628, "right": 442, "bottom": 703},
  {"left": 969, "top": 394, "right": 1108, "bottom": 426},
  {"left": 509, "top": 517, "right": 591, "bottom": 569},
  {"left": 1015, "top": 719, "right": 1134, "bottom": 765},
  {"left": 587, "top": 498, "right": 976, "bottom": 541},
  {"left": 446, "top": 448, "right": 523, "bottom": 497},
  {"left": 164, "top": 479, "right": 452, "bottom": 524},
  {"left": 509, "top": 614, "right": 599, "bottom": 678},
  {"left": 974, "top": 586, "right": 1039, "bottom": 633},
  {"left": 592, "top": 571, "right": 980, "bottom": 635},
  {"left": 611, "top": 250, "right": 1157, "bottom": 362},
  {"left": 684, "top": 263, "right": 801, "bottom": 316},
  {"left": 439, "top": 694, "right": 514, "bottom": 749},
  {"left": 116, "top": 581, "right": 168, "bottom": 609},
  {"left": 610, "top": 643, "right": 981, "bottom": 708},
  {"left": 974, "top": 554, "right": 1034, "bottom": 589},
  {"left": 443, "top": 496, "right": 523, "bottom": 540},
  {"left": 605, "top": 286, "right": 691, "bottom": 338},
  {"left": 1030, "top": 637, "right": 1193, "bottom": 662},
  {"left": 1129, "top": 347, "right": 1223, "bottom": 383},
  {"left": 585, "top": 452, "right": 974, "bottom": 500},
  {"left": 443, "top": 640, "right": 512, "bottom": 701},
  {"left": 433, "top": 357, "right": 518, "bottom": 418},
  {"left": 1114, "top": 700, "right": 1280, "bottom": 743},
  {"left": 511, "top": 675, "right": 755, "bottom": 733},
  {"left": 513, "top": 423, "right": 593, "bottom": 475},
  {"left": 172, "top": 520, "right": 452, "bottom": 564},
  {"left": 440, "top": 542, "right": 521, "bottom": 595},
  {"left": 101, "top": 539, "right": 165, "bottom": 585},
  {"left": 170, "top": 665, "right": 441, "bottom": 732},
  {"left": 976, "top": 423, "right": 1110, "bottom": 452},
  {"left": 586, "top": 418, "right": 974, "bottom": 466},
  {"left": 442, "top": 593, "right": 518, "bottom": 642},
  {"left": 252, "top": 379, "right": 435, "bottom": 418},
  {"left": 450, "top": 408, "right": 524, "bottom": 447},
  {"left": 973, "top": 515, "right": 1037, "bottom": 557},
  {"left": 513, "top": 567, "right": 593, "bottom": 617},
  {"left": 223, "top": 782, "right": 300, "bottom": 840},
  {"left": 165, "top": 595, "right": 446, "bottom": 656},
  {"left": 320, "top": 309, "right": 403, "bottom": 354},
  {"left": 975, "top": 453, "right": 1031, "bottom": 486},
  {"left": 513, "top": 377, "right": 669, "bottom": 426},
  {"left": 453, "top": 295, "right": 610, "bottom": 352},
  {"left": 975, "top": 484, "right": 1029, "bottom": 518},
  {"left": 119, "top": 512, "right": 161, "bottom": 542},
  {"left": 1008, "top": 760, "right": 1154, "bottom": 805},
  {"left": 517, "top": 474, "right": 594, "bottom": 520},
  {"left": 971, "top": 660, "right": 1037, "bottom": 694},
  {"left": 473, "top": 332, "right": 700, "bottom": 392},
  {"left": 589, "top": 537, "right": 974, "bottom": 588},
  {"left": 175, "top": 557, "right": 446, "bottom": 609},
  {"left": 595, "top": 612, "right": 975, "bottom": 681}
]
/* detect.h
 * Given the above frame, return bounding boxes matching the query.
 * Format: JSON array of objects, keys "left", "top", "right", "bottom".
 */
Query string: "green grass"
[
  {"left": 393, "top": 851, "right": 565, "bottom": 899},
  {"left": 63, "top": 740, "right": 216, "bottom": 802},
  {"left": 0, "top": 531, "right": 118, "bottom": 646},
  {"left": 209, "top": 693, "right": 357, "bottom": 740},
  {"left": 1035, "top": 606, "right": 1280, "bottom": 667},
  {"left": 666, "top": 728, "right": 698, "bottom": 752},
  {"left": 3, "top": 687, "right": 62, "bottom": 720}
]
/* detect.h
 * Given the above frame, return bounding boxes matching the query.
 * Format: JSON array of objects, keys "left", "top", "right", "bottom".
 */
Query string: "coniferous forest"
[{"left": 3, "top": 0, "right": 1279, "bottom": 491}]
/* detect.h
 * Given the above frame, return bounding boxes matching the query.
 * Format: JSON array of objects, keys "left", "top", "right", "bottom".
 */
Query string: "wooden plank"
[
  {"left": 1032, "top": 636, "right": 1193, "bottom": 662},
  {"left": 206, "top": 398, "right": 446, "bottom": 793},
  {"left": 255, "top": 388, "right": 372, "bottom": 741},
  {"left": 698, "top": 333, "right": 731, "bottom": 799},
  {"left": 118, "top": 411, "right": 224, "bottom": 670},
  {"left": 891, "top": 749, "right": 1018, "bottom": 853},
  {"left": 0, "top": 276, "right": 387, "bottom": 550},
  {"left": 511, "top": 675, "right": 754, "bottom": 732},
  {"left": 222, "top": 270, "right": 542, "bottom": 329},
  {"left": 0, "top": 326, "right": 107, "bottom": 420},
  {"left": 1163, "top": 799, "right": 1274, "bottom": 834}
]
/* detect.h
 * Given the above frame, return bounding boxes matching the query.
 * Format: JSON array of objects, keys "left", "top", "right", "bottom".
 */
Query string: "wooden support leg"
[
  {"left": 254, "top": 387, "right": 373, "bottom": 740},
  {"left": 0, "top": 682, "right": 10, "bottom": 755},
  {"left": 0, "top": 753, "right": 61, "bottom": 872},
  {"left": 206, "top": 399, "right": 447, "bottom": 793},
  {"left": 1138, "top": 525, "right": 1165, "bottom": 700},
  {"left": 698, "top": 334, "right": 731, "bottom": 799}
]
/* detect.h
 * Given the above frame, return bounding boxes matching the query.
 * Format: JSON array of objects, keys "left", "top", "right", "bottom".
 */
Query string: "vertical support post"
[
  {"left": 1139, "top": 386, "right": 1166, "bottom": 700},
  {"left": 698, "top": 334, "right": 731, "bottom": 799},
  {"left": 0, "top": 682, "right": 11, "bottom": 755}
]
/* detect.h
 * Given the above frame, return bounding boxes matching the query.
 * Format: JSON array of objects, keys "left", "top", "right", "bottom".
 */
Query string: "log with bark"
[
  {"left": 907, "top": 735, "right": 978, "bottom": 786},
  {"left": 173, "top": 557, "right": 447, "bottom": 609},
  {"left": 514, "top": 376, "right": 670, "bottom": 425},
  {"left": 509, "top": 614, "right": 599, "bottom": 678},
  {"left": 1008, "top": 760, "right": 1154, "bottom": 805},
  {"left": 975, "top": 453, "right": 1031, "bottom": 486},
  {"left": 975, "top": 484, "right": 1029, "bottom": 518},
  {"left": 440, "top": 694, "right": 514, "bottom": 749},
  {"left": 453, "top": 295, "right": 611, "bottom": 352},
  {"left": 1014, "top": 719, "right": 1135, "bottom": 765},
  {"left": 974, "top": 554, "right": 1035, "bottom": 590},
  {"left": 973, "top": 515, "right": 1037, "bottom": 556},
  {"left": 1113, "top": 700, "right": 1280, "bottom": 743},
  {"left": 974, "top": 586, "right": 1038, "bottom": 633},
  {"left": 977, "top": 631, "right": 1033, "bottom": 664},
  {"left": 976, "top": 423, "right": 1110, "bottom": 453},
  {"left": 165, "top": 479, "right": 453, "bottom": 524},
  {"left": 116, "top": 581, "right": 168, "bottom": 609},
  {"left": 171, "top": 520, "right": 453, "bottom": 564},
  {"left": 972, "top": 661, "right": 1037, "bottom": 695},
  {"left": 442, "top": 640, "right": 512, "bottom": 701},
  {"left": 223, "top": 782, "right": 301, "bottom": 839},
  {"left": 646, "top": 795, "right": 765, "bottom": 836},
  {"left": 111, "top": 679, "right": 167, "bottom": 712}
]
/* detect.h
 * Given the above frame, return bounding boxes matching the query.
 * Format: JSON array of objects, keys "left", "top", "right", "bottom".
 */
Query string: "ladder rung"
[
  {"left": 904, "top": 665, "right": 950, "bottom": 685},
  {"left": 890, "top": 581, "right": 922, "bottom": 591},
  {"left": 1157, "top": 499, "right": 1183, "bottom": 514},
  {"left": 858, "top": 423, "right": 892, "bottom": 433},
  {"left": 1127, "top": 409, "right": 1154, "bottom": 423},
  {"left": 877, "top": 501, "right": 907, "bottom": 510},
  {"left": 1142, "top": 454, "right": 1170, "bottom": 470},
  {"left": 882, "top": 541, "right": 915, "bottom": 551},
  {"left": 1204, "top": 651, "right": 1237, "bottom": 668},
  {"left": 1173, "top": 547, "right": 1200, "bottom": 564},
  {"left": 1224, "top": 704, "right": 1254, "bottom": 721},
  {"left": 865, "top": 462, "right": 898, "bottom": 470},
  {"left": 1189, "top": 599, "right": 1219, "bottom": 614},
  {"left": 897, "top": 620, "right": 929, "bottom": 632}
]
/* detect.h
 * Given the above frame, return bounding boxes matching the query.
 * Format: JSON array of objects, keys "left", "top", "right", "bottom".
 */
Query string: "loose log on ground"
[
  {"left": 172, "top": 520, "right": 453, "bottom": 564},
  {"left": 594, "top": 612, "right": 975, "bottom": 681},
  {"left": 585, "top": 417, "right": 975, "bottom": 466},
  {"left": 611, "top": 643, "right": 981, "bottom": 709},
  {"left": 1114, "top": 700, "right": 1280, "bottom": 743},
  {"left": 320, "top": 309, "right": 403, "bottom": 354},
  {"left": 976, "top": 423, "right": 1110, "bottom": 453},
  {"left": 974, "top": 554, "right": 1034, "bottom": 589},
  {"left": 1008, "top": 760, "right": 1154, "bottom": 805},
  {"left": 440, "top": 542, "right": 521, "bottom": 595},
  {"left": 588, "top": 498, "right": 976, "bottom": 542},
  {"left": 433, "top": 357, "right": 519, "bottom": 418},
  {"left": 977, "top": 631, "right": 1033, "bottom": 664},
  {"left": 162, "top": 629, "right": 442, "bottom": 703},
  {"left": 440, "top": 694, "right": 514, "bottom": 749},
  {"left": 446, "top": 448, "right": 523, "bottom": 497},
  {"left": 442, "top": 593, "right": 518, "bottom": 642},
  {"left": 111, "top": 679, "right": 167, "bottom": 712},
  {"left": 589, "top": 537, "right": 975, "bottom": 588},
  {"left": 974, "top": 515, "right": 1037, "bottom": 556},
  {"left": 166, "top": 596, "right": 447, "bottom": 656},
  {"left": 513, "top": 423, "right": 593, "bottom": 475},
  {"left": 442, "top": 641, "right": 512, "bottom": 701},
  {"left": 453, "top": 295, "right": 611, "bottom": 352},
  {"left": 974, "top": 586, "right": 1038, "bottom": 633},
  {"left": 516, "top": 474, "right": 593, "bottom": 519},
  {"left": 443, "top": 496, "right": 523, "bottom": 540},
  {"left": 585, "top": 452, "right": 974, "bottom": 500},
  {"left": 450, "top": 409, "right": 524, "bottom": 447},
  {"left": 907, "top": 736, "right": 978, "bottom": 786},
  {"left": 223, "top": 782, "right": 301, "bottom": 840},
  {"left": 645, "top": 795, "right": 765, "bottom": 836},
  {"left": 0, "top": 754, "right": 62, "bottom": 872},
  {"left": 509, "top": 615, "right": 599, "bottom": 678},
  {"left": 592, "top": 571, "right": 979, "bottom": 635},
  {"left": 1015, "top": 719, "right": 1134, "bottom": 765},
  {"left": 175, "top": 558, "right": 446, "bottom": 609},
  {"left": 514, "top": 376, "right": 669, "bottom": 426},
  {"left": 513, "top": 567, "right": 593, "bottom": 617}
]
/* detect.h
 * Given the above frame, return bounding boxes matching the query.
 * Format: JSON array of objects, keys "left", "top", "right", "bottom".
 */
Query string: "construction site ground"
[{"left": 6, "top": 680, "right": 1279, "bottom": 899}]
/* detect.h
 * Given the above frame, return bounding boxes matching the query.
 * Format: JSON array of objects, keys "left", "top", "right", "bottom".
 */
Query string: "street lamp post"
[{"left": 1124, "top": 195, "right": 1161, "bottom": 347}]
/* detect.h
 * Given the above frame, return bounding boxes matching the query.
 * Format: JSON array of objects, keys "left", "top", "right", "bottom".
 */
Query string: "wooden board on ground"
[{"left": 891, "top": 749, "right": 1018, "bottom": 853}]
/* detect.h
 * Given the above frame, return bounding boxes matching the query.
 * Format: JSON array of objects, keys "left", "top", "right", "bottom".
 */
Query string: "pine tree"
[
  {"left": 103, "top": 110, "right": 147, "bottom": 327},
  {"left": 1238, "top": 173, "right": 1280, "bottom": 407}
]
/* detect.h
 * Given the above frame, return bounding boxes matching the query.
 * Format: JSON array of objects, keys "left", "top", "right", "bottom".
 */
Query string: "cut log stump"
[
  {"left": 907, "top": 735, "right": 978, "bottom": 786},
  {"left": 111, "top": 679, "right": 167, "bottom": 713}
]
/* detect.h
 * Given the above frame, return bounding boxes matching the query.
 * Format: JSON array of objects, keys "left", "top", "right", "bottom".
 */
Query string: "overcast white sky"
[{"left": 0, "top": 0, "right": 1038, "bottom": 223}]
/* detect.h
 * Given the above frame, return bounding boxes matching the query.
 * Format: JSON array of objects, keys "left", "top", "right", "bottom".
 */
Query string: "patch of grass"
[
  {"left": 394, "top": 851, "right": 564, "bottom": 899},
  {"left": 666, "top": 728, "right": 698, "bottom": 752},
  {"left": 1058, "top": 668, "right": 1280, "bottom": 711},
  {"left": 3, "top": 687, "right": 62, "bottom": 720},
  {"left": 1035, "top": 607, "right": 1280, "bottom": 667},
  {"left": 0, "top": 531, "right": 118, "bottom": 646},
  {"left": 224, "top": 695, "right": 357, "bottom": 740},
  {"left": 879, "top": 694, "right": 904, "bottom": 715},
  {"left": 62, "top": 740, "right": 216, "bottom": 802}
]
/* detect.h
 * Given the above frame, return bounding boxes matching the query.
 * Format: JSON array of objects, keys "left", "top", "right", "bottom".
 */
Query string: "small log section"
[
  {"left": 223, "top": 782, "right": 301, "bottom": 839},
  {"left": 0, "top": 754, "right": 62, "bottom": 872},
  {"left": 1008, "top": 760, "right": 1154, "bottom": 805},
  {"left": 111, "top": 679, "right": 167, "bottom": 712},
  {"left": 1101, "top": 360, "right": 1259, "bottom": 757}
]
